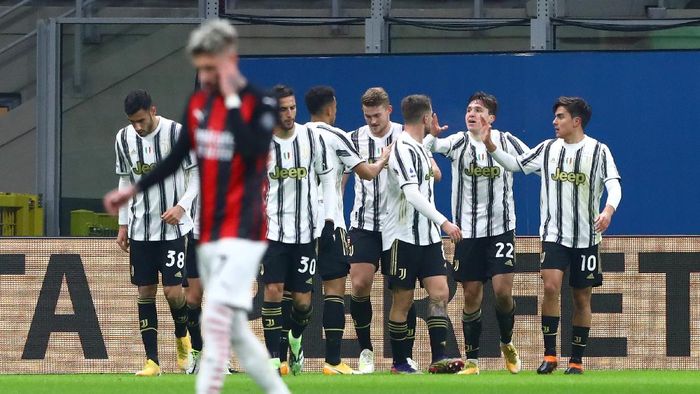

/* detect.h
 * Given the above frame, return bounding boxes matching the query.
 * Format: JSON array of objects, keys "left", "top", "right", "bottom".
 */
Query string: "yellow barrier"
[
  {"left": 70, "top": 210, "right": 118, "bottom": 237},
  {"left": 0, "top": 193, "right": 43, "bottom": 236}
]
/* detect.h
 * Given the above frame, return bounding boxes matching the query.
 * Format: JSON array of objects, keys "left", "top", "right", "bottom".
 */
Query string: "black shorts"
[
  {"left": 182, "top": 232, "right": 199, "bottom": 288},
  {"left": 317, "top": 228, "right": 350, "bottom": 281},
  {"left": 541, "top": 242, "right": 602, "bottom": 289},
  {"left": 382, "top": 240, "right": 447, "bottom": 290},
  {"left": 452, "top": 230, "right": 516, "bottom": 283},
  {"left": 260, "top": 241, "right": 316, "bottom": 293},
  {"left": 348, "top": 228, "right": 387, "bottom": 274},
  {"left": 129, "top": 236, "right": 187, "bottom": 287}
]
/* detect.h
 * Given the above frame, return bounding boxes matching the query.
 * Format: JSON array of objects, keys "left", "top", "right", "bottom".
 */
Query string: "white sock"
[
  {"left": 196, "top": 302, "right": 233, "bottom": 394},
  {"left": 230, "top": 308, "right": 290, "bottom": 394}
]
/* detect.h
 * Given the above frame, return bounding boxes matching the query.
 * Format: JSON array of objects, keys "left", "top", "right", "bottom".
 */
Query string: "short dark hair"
[
  {"left": 124, "top": 89, "right": 152, "bottom": 116},
  {"left": 305, "top": 86, "right": 335, "bottom": 116},
  {"left": 553, "top": 96, "right": 591, "bottom": 128},
  {"left": 401, "top": 94, "right": 431, "bottom": 125},
  {"left": 468, "top": 91, "right": 498, "bottom": 116},
  {"left": 273, "top": 84, "right": 294, "bottom": 100}
]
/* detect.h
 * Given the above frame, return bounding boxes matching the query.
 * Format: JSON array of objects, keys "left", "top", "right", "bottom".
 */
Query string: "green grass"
[{"left": 1, "top": 371, "right": 699, "bottom": 394}]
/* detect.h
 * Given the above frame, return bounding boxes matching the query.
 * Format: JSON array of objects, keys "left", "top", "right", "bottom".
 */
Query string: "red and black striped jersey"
[{"left": 137, "top": 84, "right": 277, "bottom": 244}]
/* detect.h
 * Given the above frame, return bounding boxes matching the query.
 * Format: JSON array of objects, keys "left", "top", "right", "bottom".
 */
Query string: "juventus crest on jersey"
[
  {"left": 515, "top": 135, "right": 620, "bottom": 248},
  {"left": 427, "top": 129, "right": 529, "bottom": 239},
  {"left": 306, "top": 121, "right": 365, "bottom": 231},
  {"left": 115, "top": 116, "right": 196, "bottom": 241},
  {"left": 266, "top": 123, "right": 333, "bottom": 244},
  {"left": 348, "top": 122, "right": 403, "bottom": 232},
  {"left": 383, "top": 132, "right": 442, "bottom": 250}
]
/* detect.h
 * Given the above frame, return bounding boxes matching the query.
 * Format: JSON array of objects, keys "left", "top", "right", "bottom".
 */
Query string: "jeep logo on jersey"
[
  {"left": 269, "top": 166, "right": 309, "bottom": 180},
  {"left": 465, "top": 163, "right": 501, "bottom": 178},
  {"left": 132, "top": 161, "right": 155, "bottom": 175},
  {"left": 425, "top": 167, "right": 435, "bottom": 181},
  {"left": 551, "top": 167, "right": 587, "bottom": 185}
]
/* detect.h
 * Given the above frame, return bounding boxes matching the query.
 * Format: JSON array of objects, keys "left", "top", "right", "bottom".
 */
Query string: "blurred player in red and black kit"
[{"left": 104, "top": 19, "right": 288, "bottom": 394}]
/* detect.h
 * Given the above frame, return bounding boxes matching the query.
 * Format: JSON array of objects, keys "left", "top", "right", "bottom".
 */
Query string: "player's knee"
[
  {"left": 572, "top": 290, "right": 592, "bottom": 311},
  {"left": 351, "top": 274, "right": 373, "bottom": 294},
  {"left": 427, "top": 297, "right": 448, "bottom": 317},
  {"left": 186, "top": 291, "right": 202, "bottom": 307},
  {"left": 137, "top": 285, "right": 158, "bottom": 298},
  {"left": 162, "top": 285, "right": 184, "bottom": 301},
  {"left": 494, "top": 293, "right": 513, "bottom": 311},
  {"left": 293, "top": 300, "right": 311, "bottom": 312},
  {"left": 462, "top": 284, "right": 482, "bottom": 302},
  {"left": 542, "top": 281, "right": 561, "bottom": 298},
  {"left": 264, "top": 283, "right": 284, "bottom": 300}
]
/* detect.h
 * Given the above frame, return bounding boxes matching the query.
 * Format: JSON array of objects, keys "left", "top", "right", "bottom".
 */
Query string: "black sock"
[
  {"left": 542, "top": 315, "right": 560, "bottom": 357},
  {"left": 169, "top": 298, "right": 189, "bottom": 338},
  {"left": 462, "top": 309, "right": 482, "bottom": 360},
  {"left": 426, "top": 316, "right": 448, "bottom": 363},
  {"left": 137, "top": 296, "right": 159, "bottom": 365},
  {"left": 495, "top": 303, "right": 515, "bottom": 344},
  {"left": 388, "top": 320, "right": 407, "bottom": 365},
  {"left": 570, "top": 326, "right": 590, "bottom": 364},
  {"left": 279, "top": 294, "right": 292, "bottom": 361},
  {"left": 262, "top": 301, "right": 282, "bottom": 359},
  {"left": 186, "top": 305, "right": 203, "bottom": 351},
  {"left": 406, "top": 303, "right": 417, "bottom": 359},
  {"left": 290, "top": 304, "right": 313, "bottom": 338},
  {"left": 350, "top": 295, "right": 373, "bottom": 351},
  {"left": 323, "top": 295, "right": 345, "bottom": 365}
]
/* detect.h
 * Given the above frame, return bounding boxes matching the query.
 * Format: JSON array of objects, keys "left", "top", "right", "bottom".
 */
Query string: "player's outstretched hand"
[
  {"left": 319, "top": 220, "right": 336, "bottom": 253},
  {"left": 103, "top": 185, "right": 136, "bottom": 215},
  {"left": 441, "top": 221, "right": 462, "bottom": 242},
  {"left": 430, "top": 113, "right": 448, "bottom": 136}
]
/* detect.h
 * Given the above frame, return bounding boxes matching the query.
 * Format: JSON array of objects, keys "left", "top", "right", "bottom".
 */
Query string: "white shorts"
[{"left": 197, "top": 238, "right": 267, "bottom": 311}]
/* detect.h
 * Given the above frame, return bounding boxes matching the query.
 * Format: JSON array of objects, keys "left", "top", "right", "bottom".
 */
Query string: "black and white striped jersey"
[
  {"left": 348, "top": 122, "right": 403, "bottom": 232},
  {"left": 515, "top": 135, "right": 621, "bottom": 248},
  {"left": 265, "top": 123, "right": 333, "bottom": 244},
  {"left": 306, "top": 121, "right": 365, "bottom": 231},
  {"left": 426, "top": 129, "right": 529, "bottom": 239},
  {"left": 383, "top": 132, "right": 442, "bottom": 249},
  {"left": 114, "top": 116, "right": 197, "bottom": 241}
]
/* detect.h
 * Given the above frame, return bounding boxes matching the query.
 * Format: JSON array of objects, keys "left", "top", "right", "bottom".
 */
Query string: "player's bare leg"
[
  {"left": 492, "top": 273, "right": 520, "bottom": 373},
  {"left": 538, "top": 268, "right": 564, "bottom": 374}
]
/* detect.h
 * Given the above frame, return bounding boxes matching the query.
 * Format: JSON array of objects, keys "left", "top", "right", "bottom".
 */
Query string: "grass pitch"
[{"left": 1, "top": 371, "right": 699, "bottom": 393}]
